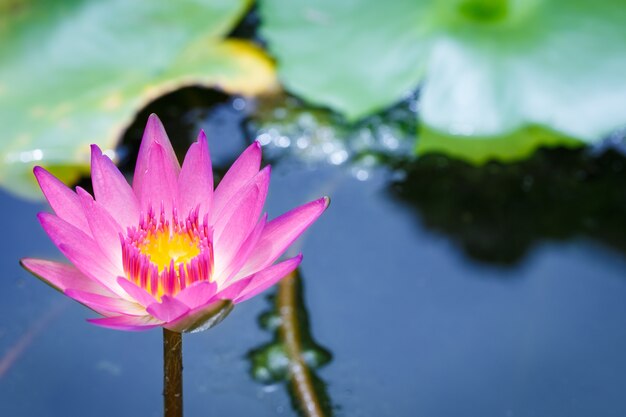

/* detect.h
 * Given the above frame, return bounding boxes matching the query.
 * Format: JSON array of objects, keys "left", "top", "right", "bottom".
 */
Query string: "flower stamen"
[{"left": 121, "top": 207, "right": 213, "bottom": 300}]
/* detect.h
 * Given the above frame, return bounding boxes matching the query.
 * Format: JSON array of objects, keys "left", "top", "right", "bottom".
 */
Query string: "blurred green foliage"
[
  {"left": 2, "top": 0, "right": 625, "bottom": 199},
  {"left": 0, "top": 0, "right": 276, "bottom": 198},
  {"left": 260, "top": 0, "right": 626, "bottom": 161}
]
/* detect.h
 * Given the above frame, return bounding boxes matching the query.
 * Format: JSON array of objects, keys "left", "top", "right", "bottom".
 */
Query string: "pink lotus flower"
[{"left": 21, "top": 114, "right": 328, "bottom": 332}]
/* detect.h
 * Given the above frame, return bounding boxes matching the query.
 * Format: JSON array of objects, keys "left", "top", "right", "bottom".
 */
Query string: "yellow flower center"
[
  {"left": 139, "top": 230, "right": 201, "bottom": 272},
  {"left": 121, "top": 210, "right": 213, "bottom": 300}
]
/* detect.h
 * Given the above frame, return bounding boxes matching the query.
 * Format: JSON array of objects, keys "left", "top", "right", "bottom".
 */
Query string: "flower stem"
[{"left": 163, "top": 328, "right": 183, "bottom": 417}]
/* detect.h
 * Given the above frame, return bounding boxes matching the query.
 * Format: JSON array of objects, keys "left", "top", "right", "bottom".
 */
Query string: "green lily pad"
[
  {"left": 260, "top": 0, "right": 626, "bottom": 161},
  {"left": 260, "top": 0, "right": 429, "bottom": 121},
  {"left": 0, "top": 0, "right": 277, "bottom": 199},
  {"left": 417, "top": 126, "right": 584, "bottom": 164}
]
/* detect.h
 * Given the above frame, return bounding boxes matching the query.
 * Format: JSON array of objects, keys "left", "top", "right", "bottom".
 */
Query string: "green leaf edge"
[{"left": 416, "top": 125, "right": 585, "bottom": 164}]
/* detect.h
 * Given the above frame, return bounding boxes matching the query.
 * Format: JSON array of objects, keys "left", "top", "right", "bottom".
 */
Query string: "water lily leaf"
[
  {"left": 260, "top": 0, "right": 626, "bottom": 161},
  {"left": 0, "top": 0, "right": 277, "bottom": 199},
  {"left": 417, "top": 126, "right": 584, "bottom": 164},
  {"left": 260, "top": 0, "right": 429, "bottom": 121}
]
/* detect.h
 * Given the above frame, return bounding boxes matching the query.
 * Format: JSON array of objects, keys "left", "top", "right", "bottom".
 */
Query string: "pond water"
[{"left": 1, "top": 92, "right": 626, "bottom": 417}]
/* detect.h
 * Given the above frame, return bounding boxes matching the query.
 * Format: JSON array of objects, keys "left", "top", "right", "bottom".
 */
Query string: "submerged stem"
[
  {"left": 278, "top": 272, "right": 327, "bottom": 417},
  {"left": 163, "top": 329, "right": 183, "bottom": 417}
]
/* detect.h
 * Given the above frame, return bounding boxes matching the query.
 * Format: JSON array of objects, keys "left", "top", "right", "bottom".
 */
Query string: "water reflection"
[
  {"left": 249, "top": 92, "right": 416, "bottom": 179},
  {"left": 250, "top": 90, "right": 626, "bottom": 265},
  {"left": 391, "top": 147, "right": 626, "bottom": 264},
  {"left": 0, "top": 300, "right": 66, "bottom": 379},
  {"left": 249, "top": 270, "right": 333, "bottom": 417}
]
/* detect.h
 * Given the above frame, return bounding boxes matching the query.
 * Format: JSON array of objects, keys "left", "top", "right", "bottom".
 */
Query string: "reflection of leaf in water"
[
  {"left": 0, "top": 0, "right": 277, "bottom": 199},
  {"left": 249, "top": 270, "right": 334, "bottom": 416},
  {"left": 391, "top": 148, "right": 626, "bottom": 265}
]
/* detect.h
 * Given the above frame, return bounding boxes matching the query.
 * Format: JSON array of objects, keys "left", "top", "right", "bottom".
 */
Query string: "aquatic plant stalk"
[
  {"left": 278, "top": 273, "right": 326, "bottom": 417},
  {"left": 163, "top": 329, "right": 183, "bottom": 417}
]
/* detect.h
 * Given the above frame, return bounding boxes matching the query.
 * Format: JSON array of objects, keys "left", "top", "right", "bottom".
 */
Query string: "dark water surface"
[{"left": 1, "top": 94, "right": 626, "bottom": 417}]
